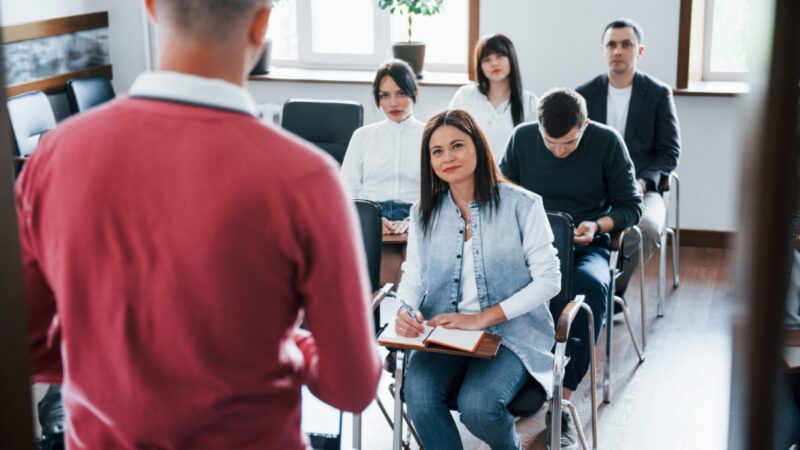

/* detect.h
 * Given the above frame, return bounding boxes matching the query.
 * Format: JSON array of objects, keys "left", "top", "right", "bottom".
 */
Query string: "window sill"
[
  {"left": 673, "top": 81, "right": 749, "bottom": 97},
  {"left": 248, "top": 67, "right": 470, "bottom": 87}
]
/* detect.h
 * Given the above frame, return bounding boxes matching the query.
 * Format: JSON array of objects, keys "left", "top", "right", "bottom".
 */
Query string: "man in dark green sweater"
[{"left": 500, "top": 88, "right": 641, "bottom": 449}]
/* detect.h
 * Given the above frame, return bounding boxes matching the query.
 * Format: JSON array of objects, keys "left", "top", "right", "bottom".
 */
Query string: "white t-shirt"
[
  {"left": 340, "top": 116, "right": 424, "bottom": 204},
  {"left": 458, "top": 238, "right": 481, "bottom": 315},
  {"left": 606, "top": 84, "right": 633, "bottom": 139},
  {"left": 448, "top": 83, "right": 538, "bottom": 161}
]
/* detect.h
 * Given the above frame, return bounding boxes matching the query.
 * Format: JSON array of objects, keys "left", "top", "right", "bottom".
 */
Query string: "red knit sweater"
[{"left": 15, "top": 97, "right": 381, "bottom": 449}]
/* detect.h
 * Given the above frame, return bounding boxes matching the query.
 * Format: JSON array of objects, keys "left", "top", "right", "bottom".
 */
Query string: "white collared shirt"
[
  {"left": 448, "top": 83, "right": 538, "bottom": 160},
  {"left": 606, "top": 83, "right": 633, "bottom": 139},
  {"left": 340, "top": 116, "right": 424, "bottom": 204},
  {"left": 128, "top": 71, "right": 259, "bottom": 116}
]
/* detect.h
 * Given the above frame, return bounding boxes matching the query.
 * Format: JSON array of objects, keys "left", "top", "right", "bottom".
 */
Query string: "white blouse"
[
  {"left": 448, "top": 83, "right": 538, "bottom": 161},
  {"left": 340, "top": 117, "right": 424, "bottom": 204}
]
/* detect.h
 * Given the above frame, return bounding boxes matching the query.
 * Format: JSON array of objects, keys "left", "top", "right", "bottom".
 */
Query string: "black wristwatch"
[{"left": 594, "top": 220, "right": 603, "bottom": 234}]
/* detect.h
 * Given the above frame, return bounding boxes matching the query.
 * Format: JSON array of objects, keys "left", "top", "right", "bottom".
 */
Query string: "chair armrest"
[
  {"left": 610, "top": 230, "right": 626, "bottom": 251},
  {"left": 555, "top": 295, "right": 587, "bottom": 342},
  {"left": 658, "top": 173, "right": 671, "bottom": 192},
  {"left": 786, "top": 328, "right": 800, "bottom": 347},
  {"left": 371, "top": 283, "right": 394, "bottom": 311}
]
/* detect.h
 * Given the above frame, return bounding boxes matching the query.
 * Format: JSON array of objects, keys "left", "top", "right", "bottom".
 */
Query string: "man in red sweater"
[{"left": 15, "top": 0, "right": 381, "bottom": 448}]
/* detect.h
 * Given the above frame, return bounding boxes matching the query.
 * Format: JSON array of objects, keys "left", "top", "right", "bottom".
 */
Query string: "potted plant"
[
  {"left": 378, "top": 0, "right": 444, "bottom": 78},
  {"left": 251, "top": 0, "right": 288, "bottom": 75}
]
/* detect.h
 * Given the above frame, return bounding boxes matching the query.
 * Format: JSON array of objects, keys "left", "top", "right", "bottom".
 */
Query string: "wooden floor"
[
  {"left": 31, "top": 246, "right": 734, "bottom": 449},
  {"left": 348, "top": 246, "right": 734, "bottom": 450}
]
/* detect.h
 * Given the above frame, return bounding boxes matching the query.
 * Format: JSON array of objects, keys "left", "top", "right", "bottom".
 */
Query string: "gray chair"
[
  {"left": 7, "top": 91, "right": 57, "bottom": 175},
  {"left": 657, "top": 172, "right": 681, "bottom": 317},
  {"left": 66, "top": 75, "right": 115, "bottom": 114},
  {"left": 281, "top": 99, "right": 363, "bottom": 165}
]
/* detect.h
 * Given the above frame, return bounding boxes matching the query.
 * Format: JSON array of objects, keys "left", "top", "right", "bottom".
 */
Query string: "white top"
[
  {"left": 458, "top": 238, "right": 480, "bottom": 314},
  {"left": 340, "top": 117, "right": 424, "bottom": 204},
  {"left": 448, "top": 83, "right": 538, "bottom": 161},
  {"left": 129, "top": 71, "right": 259, "bottom": 116},
  {"left": 400, "top": 198, "right": 558, "bottom": 321},
  {"left": 606, "top": 84, "right": 633, "bottom": 139}
]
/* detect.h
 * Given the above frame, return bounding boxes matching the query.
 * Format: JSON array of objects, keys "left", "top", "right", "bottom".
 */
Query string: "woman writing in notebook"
[
  {"left": 448, "top": 33, "right": 538, "bottom": 161},
  {"left": 340, "top": 59, "right": 424, "bottom": 234},
  {"left": 394, "top": 109, "right": 561, "bottom": 449}
]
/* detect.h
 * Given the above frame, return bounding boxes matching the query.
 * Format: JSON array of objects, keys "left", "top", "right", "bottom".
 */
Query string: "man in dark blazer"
[{"left": 576, "top": 18, "right": 681, "bottom": 298}]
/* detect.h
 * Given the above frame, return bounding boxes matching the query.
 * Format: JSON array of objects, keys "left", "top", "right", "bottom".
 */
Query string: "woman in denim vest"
[{"left": 395, "top": 109, "right": 561, "bottom": 449}]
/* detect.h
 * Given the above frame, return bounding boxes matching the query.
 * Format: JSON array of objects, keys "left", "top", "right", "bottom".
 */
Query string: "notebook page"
[
  {"left": 378, "top": 319, "right": 434, "bottom": 349},
  {"left": 426, "top": 327, "right": 484, "bottom": 352}
]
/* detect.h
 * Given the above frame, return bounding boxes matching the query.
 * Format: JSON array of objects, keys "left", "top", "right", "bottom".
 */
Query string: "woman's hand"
[
  {"left": 395, "top": 307, "right": 425, "bottom": 337},
  {"left": 382, "top": 218, "right": 411, "bottom": 235},
  {"left": 429, "top": 312, "right": 486, "bottom": 330}
]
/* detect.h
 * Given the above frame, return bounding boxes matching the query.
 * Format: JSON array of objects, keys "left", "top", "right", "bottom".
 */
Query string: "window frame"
[
  {"left": 269, "top": 0, "right": 480, "bottom": 77},
  {"left": 676, "top": 0, "right": 749, "bottom": 89},
  {"left": 701, "top": 0, "right": 749, "bottom": 82}
]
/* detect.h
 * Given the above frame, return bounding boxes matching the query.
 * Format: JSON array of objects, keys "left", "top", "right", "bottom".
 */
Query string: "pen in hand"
[{"left": 399, "top": 299, "right": 421, "bottom": 323}]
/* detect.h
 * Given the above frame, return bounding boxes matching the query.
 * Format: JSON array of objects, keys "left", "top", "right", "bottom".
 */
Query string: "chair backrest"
[
  {"left": 66, "top": 75, "right": 115, "bottom": 114},
  {"left": 281, "top": 99, "right": 363, "bottom": 165},
  {"left": 355, "top": 200, "right": 382, "bottom": 292},
  {"left": 7, "top": 91, "right": 56, "bottom": 158},
  {"left": 546, "top": 211, "right": 575, "bottom": 322}
]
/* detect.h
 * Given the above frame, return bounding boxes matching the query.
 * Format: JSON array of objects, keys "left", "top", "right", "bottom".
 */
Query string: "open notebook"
[{"left": 378, "top": 319, "right": 485, "bottom": 353}]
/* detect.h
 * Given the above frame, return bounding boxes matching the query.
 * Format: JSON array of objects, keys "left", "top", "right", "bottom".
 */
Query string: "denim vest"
[{"left": 410, "top": 183, "right": 556, "bottom": 397}]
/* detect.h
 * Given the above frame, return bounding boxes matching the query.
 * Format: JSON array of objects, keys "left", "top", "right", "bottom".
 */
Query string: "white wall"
[
  {"left": 249, "top": 0, "right": 745, "bottom": 232},
  {"left": 3, "top": 0, "right": 745, "bottom": 231},
  {"left": 479, "top": 0, "right": 744, "bottom": 232},
  {"left": 0, "top": 0, "right": 150, "bottom": 95}
]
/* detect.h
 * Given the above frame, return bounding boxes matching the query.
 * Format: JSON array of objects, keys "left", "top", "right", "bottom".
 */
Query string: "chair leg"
[
  {"left": 551, "top": 342, "right": 566, "bottom": 450},
  {"left": 657, "top": 229, "right": 668, "bottom": 317},
  {"left": 604, "top": 273, "right": 613, "bottom": 404},
  {"left": 392, "top": 350, "right": 406, "bottom": 450},
  {"left": 566, "top": 401, "right": 591, "bottom": 450},
  {"left": 631, "top": 226, "right": 647, "bottom": 351},
  {"left": 614, "top": 296, "right": 645, "bottom": 362},
  {"left": 668, "top": 228, "right": 680, "bottom": 288},
  {"left": 578, "top": 303, "right": 598, "bottom": 450},
  {"left": 353, "top": 413, "right": 361, "bottom": 449}
]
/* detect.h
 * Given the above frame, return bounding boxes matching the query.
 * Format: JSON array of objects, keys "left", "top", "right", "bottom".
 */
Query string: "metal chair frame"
[{"left": 657, "top": 173, "right": 681, "bottom": 317}]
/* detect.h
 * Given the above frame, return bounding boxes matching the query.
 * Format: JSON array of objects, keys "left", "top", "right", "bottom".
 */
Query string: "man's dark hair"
[
  {"left": 537, "top": 88, "right": 587, "bottom": 139},
  {"left": 603, "top": 18, "right": 644, "bottom": 45},
  {"left": 372, "top": 59, "right": 418, "bottom": 106},
  {"left": 156, "top": 0, "right": 267, "bottom": 41}
]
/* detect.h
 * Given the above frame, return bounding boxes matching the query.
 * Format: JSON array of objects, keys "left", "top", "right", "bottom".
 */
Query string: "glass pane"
[
  {"left": 311, "top": 0, "right": 374, "bottom": 54},
  {"left": 709, "top": 0, "right": 751, "bottom": 72},
  {"left": 389, "top": 0, "right": 467, "bottom": 67},
  {"left": 266, "top": 1, "right": 298, "bottom": 60}
]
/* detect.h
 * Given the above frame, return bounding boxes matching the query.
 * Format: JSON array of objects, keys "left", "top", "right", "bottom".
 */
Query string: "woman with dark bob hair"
[
  {"left": 394, "top": 109, "right": 561, "bottom": 448},
  {"left": 341, "top": 59, "right": 424, "bottom": 234},
  {"left": 448, "top": 33, "right": 537, "bottom": 161}
]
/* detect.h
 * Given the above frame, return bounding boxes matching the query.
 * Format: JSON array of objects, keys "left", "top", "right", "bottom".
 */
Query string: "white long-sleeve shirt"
[
  {"left": 448, "top": 83, "right": 538, "bottom": 161},
  {"left": 340, "top": 117, "right": 424, "bottom": 204},
  {"left": 399, "top": 193, "right": 560, "bottom": 321}
]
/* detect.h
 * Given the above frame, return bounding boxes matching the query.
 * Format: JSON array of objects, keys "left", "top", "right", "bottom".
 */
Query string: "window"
[
  {"left": 703, "top": 0, "right": 750, "bottom": 81},
  {"left": 266, "top": 0, "right": 470, "bottom": 72},
  {"left": 676, "top": 0, "right": 752, "bottom": 88}
]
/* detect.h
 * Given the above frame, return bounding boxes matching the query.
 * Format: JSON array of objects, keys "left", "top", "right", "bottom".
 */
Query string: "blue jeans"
[
  {"left": 564, "top": 241, "right": 611, "bottom": 391},
  {"left": 376, "top": 200, "right": 412, "bottom": 221},
  {"left": 404, "top": 345, "right": 533, "bottom": 450}
]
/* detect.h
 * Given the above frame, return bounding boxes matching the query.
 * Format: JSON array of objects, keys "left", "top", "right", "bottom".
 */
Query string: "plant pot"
[
  {"left": 392, "top": 42, "right": 426, "bottom": 79},
  {"left": 250, "top": 38, "right": 273, "bottom": 75}
]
